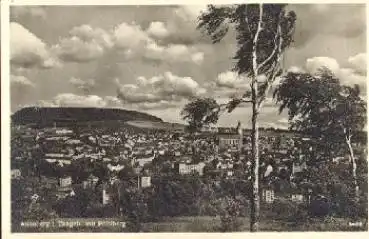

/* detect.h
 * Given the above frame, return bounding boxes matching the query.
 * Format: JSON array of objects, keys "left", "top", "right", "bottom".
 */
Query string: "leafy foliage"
[
  {"left": 219, "top": 197, "right": 242, "bottom": 232},
  {"left": 198, "top": 5, "right": 297, "bottom": 231},
  {"left": 181, "top": 98, "right": 220, "bottom": 132},
  {"left": 198, "top": 4, "right": 296, "bottom": 104},
  {"left": 274, "top": 68, "right": 366, "bottom": 142}
]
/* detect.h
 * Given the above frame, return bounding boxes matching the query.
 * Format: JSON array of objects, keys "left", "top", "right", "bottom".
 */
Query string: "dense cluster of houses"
[{"left": 11, "top": 121, "right": 354, "bottom": 210}]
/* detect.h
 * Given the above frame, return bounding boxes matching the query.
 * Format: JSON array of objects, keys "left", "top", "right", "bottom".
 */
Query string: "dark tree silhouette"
[
  {"left": 274, "top": 68, "right": 367, "bottom": 201},
  {"left": 181, "top": 97, "right": 220, "bottom": 133}
]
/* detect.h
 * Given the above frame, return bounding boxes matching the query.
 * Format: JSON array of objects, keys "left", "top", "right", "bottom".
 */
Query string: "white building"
[
  {"left": 179, "top": 162, "right": 206, "bottom": 175},
  {"left": 291, "top": 194, "right": 304, "bottom": 203},
  {"left": 133, "top": 153, "right": 156, "bottom": 167},
  {"left": 262, "top": 188, "right": 275, "bottom": 204},
  {"left": 59, "top": 176, "right": 72, "bottom": 188},
  {"left": 292, "top": 161, "right": 307, "bottom": 174},
  {"left": 11, "top": 169, "right": 21, "bottom": 179},
  {"left": 82, "top": 174, "right": 99, "bottom": 189},
  {"left": 218, "top": 121, "right": 243, "bottom": 150},
  {"left": 55, "top": 129, "right": 74, "bottom": 135},
  {"left": 102, "top": 186, "right": 111, "bottom": 205},
  {"left": 141, "top": 176, "right": 152, "bottom": 188},
  {"left": 201, "top": 125, "right": 218, "bottom": 133}
]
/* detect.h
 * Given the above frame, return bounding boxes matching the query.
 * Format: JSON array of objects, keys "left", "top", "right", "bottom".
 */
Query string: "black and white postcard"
[{"left": 2, "top": 0, "right": 368, "bottom": 235}]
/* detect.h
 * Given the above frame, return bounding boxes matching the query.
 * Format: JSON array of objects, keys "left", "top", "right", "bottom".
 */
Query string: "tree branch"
[
  {"left": 244, "top": 5, "right": 253, "bottom": 40},
  {"left": 257, "top": 20, "right": 281, "bottom": 72},
  {"left": 252, "top": 4, "right": 264, "bottom": 79},
  {"left": 280, "top": 81, "right": 353, "bottom": 141},
  {"left": 257, "top": 19, "right": 283, "bottom": 109}
]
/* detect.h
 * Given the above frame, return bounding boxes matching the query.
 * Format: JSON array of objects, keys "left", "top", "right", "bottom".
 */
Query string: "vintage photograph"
[{"left": 9, "top": 4, "right": 367, "bottom": 232}]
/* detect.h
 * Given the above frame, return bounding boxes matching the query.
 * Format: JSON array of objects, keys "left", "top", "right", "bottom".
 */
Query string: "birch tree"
[
  {"left": 197, "top": 4, "right": 296, "bottom": 231},
  {"left": 274, "top": 69, "right": 367, "bottom": 201}
]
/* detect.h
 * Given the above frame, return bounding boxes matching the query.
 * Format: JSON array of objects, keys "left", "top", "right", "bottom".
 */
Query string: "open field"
[{"left": 126, "top": 120, "right": 185, "bottom": 130}]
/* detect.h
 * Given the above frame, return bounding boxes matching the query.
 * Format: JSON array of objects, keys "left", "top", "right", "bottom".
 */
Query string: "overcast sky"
[{"left": 10, "top": 4, "right": 366, "bottom": 128}]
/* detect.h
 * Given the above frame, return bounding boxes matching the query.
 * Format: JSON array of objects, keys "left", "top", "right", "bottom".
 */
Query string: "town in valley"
[{"left": 8, "top": 4, "right": 368, "bottom": 232}]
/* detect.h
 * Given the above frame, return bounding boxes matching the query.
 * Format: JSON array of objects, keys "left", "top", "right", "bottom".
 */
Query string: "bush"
[
  {"left": 218, "top": 197, "right": 242, "bottom": 232},
  {"left": 342, "top": 197, "right": 368, "bottom": 219},
  {"left": 271, "top": 199, "right": 297, "bottom": 220},
  {"left": 309, "top": 197, "right": 331, "bottom": 218}
]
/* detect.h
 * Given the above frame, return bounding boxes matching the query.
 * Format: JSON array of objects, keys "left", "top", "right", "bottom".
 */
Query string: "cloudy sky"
[{"left": 10, "top": 4, "right": 366, "bottom": 128}]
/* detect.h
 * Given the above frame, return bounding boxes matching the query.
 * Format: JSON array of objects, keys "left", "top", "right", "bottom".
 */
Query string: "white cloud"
[
  {"left": 146, "top": 21, "right": 170, "bottom": 39},
  {"left": 104, "top": 96, "right": 122, "bottom": 107},
  {"left": 54, "top": 38, "right": 104, "bottom": 62},
  {"left": 348, "top": 53, "right": 366, "bottom": 74},
  {"left": 165, "top": 44, "right": 190, "bottom": 58},
  {"left": 52, "top": 21, "right": 204, "bottom": 65},
  {"left": 113, "top": 21, "right": 205, "bottom": 64},
  {"left": 143, "top": 6, "right": 209, "bottom": 46},
  {"left": 215, "top": 71, "right": 249, "bottom": 89},
  {"left": 203, "top": 71, "right": 253, "bottom": 99},
  {"left": 305, "top": 55, "right": 367, "bottom": 89},
  {"left": 10, "top": 22, "right": 59, "bottom": 69},
  {"left": 53, "top": 25, "right": 113, "bottom": 62},
  {"left": 305, "top": 56, "right": 340, "bottom": 74},
  {"left": 11, "top": 74, "right": 35, "bottom": 87},
  {"left": 174, "top": 5, "right": 207, "bottom": 22},
  {"left": 337, "top": 68, "right": 366, "bottom": 89},
  {"left": 139, "top": 100, "right": 183, "bottom": 110},
  {"left": 278, "top": 118, "right": 289, "bottom": 124},
  {"left": 34, "top": 100, "right": 59, "bottom": 107},
  {"left": 69, "top": 77, "right": 96, "bottom": 93},
  {"left": 33, "top": 94, "right": 125, "bottom": 109},
  {"left": 144, "top": 41, "right": 204, "bottom": 64},
  {"left": 32, "top": 92, "right": 183, "bottom": 111},
  {"left": 287, "top": 66, "right": 305, "bottom": 73},
  {"left": 144, "top": 41, "right": 165, "bottom": 59},
  {"left": 117, "top": 71, "right": 206, "bottom": 104},
  {"left": 113, "top": 22, "right": 151, "bottom": 49},
  {"left": 52, "top": 93, "right": 107, "bottom": 107},
  {"left": 191, "top": 52, "right": 205, "bottom": 65},
  {"left": 70, "top": 25, "right": 113, "bottom": 49}
]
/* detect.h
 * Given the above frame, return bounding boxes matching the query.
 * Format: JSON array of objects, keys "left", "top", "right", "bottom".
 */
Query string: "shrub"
[
  {"left": 218, "top": 197, "right": 242, "bottom": 232},
  {"left": 270, "top": 199, "right": 300, "bottom": 220},
  {"left": 309, "top": 197, "right": 331, "bottom": 218}
]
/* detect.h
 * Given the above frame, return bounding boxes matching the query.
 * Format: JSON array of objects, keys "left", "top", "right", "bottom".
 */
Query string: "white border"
[
  {"left": 1, "top": 1, "right": 369, "bottom": 239},
  {"left": 7, "top": 0, "right": 369, "bottom": 6}
]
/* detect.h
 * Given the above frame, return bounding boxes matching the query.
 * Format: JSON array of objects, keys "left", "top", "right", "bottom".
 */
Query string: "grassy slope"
[{"left": 126, "top": 120, "right": 185, "bottom": 130}]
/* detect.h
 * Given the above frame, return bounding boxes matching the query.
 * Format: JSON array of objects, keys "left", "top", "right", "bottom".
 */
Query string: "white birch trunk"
[
  {"left": 249, "top": 4, "right": 263, "bottom": 233},
  {"left": 345, "top": 134, "right": 359, "bottom": 201}
]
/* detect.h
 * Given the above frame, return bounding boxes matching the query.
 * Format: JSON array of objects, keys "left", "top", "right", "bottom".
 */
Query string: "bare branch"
[
  {"left": 257, "top": 20, "right": 284, "bottom": 109},
  {"left": 244, "top": 5, "right": 253, "bottom": 40},
  {"left": 257, "top": 21, "right": 281, "bottom": 72},
  {"left": 252, "top": 4, "right": 264, "bottom": 79}
]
